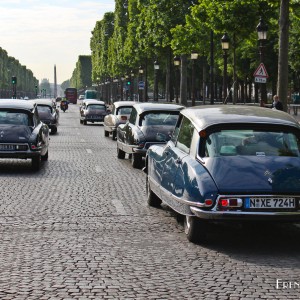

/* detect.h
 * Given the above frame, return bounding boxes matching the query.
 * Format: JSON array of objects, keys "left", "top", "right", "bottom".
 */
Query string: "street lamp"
[
  {"left": 139, "top": 66, "right": 144, "bottom": 102},
  {"left": 174, "top": 56, "right": 181, "bottom": 103},
  {"left": 191, "top": 52, "right": 198, "bottom": 106},
  {"left": 130, "top": 70, "right": 134, "bottom": 100},
  {"left": 154, "top": 60, "right": 160, "bottom": 102},
  {"left": 221, "top": 32, "right": 230, "bottom": 103},
  {"left": 256, "top": 17, "right": 268, "bottom": 106}
]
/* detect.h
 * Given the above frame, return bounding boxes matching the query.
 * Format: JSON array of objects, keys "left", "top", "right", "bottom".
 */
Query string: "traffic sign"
[
  {"left": 138, "top": 81, "right": 145, "bottom": 90},
  {"left": 253, "top": 63, "right": 269, "bottom": 78},
  {"left": 255, "top": 77, "right": 267, "bottom": 83}
]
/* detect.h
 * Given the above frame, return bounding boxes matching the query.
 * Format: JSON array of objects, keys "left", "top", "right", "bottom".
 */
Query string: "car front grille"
[{"left": 0, "top": 143, "right": 29, "bottom": 151}]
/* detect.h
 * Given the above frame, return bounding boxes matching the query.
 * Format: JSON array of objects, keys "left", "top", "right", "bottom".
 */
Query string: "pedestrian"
[{"left": 271, "top": 95, "right": 283, "bottom": 111}]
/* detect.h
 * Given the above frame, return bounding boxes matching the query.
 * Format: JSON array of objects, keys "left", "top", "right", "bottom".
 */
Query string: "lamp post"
[
  {"left": 130, "top": 70, "right": 134, "bottom": 100},
  {"left": 256, "top": 17, "right": 268, "bottom": 107},
  {"left": 191, "top": 52, "right": 198, "bottom": 106},
  {"left": 154, "top": 60, "right": 159, "bottom": 102},
  {"left": 174, "top": 56, "right": 181, "bottom": 103},
  {"left": 139, "top": 66, "right": 144, "bottom": 102},
  {"left": 221, "top": 33, "right": 230, "bottom": 103}
]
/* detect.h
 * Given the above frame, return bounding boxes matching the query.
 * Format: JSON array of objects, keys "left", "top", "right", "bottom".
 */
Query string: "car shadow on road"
[{"left": 162, "top": 205, "right": 300, "bottom": 264}]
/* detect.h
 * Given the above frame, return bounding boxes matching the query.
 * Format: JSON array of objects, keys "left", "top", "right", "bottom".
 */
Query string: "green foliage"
[
  {"left": 70, "top": 55, "right": 92, "bottom": 90},
  {"left": 0, "top": 47, "right": 38, "bottom": 96}
]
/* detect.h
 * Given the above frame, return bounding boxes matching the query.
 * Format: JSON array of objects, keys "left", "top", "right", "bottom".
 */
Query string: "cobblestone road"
[{"left": 0, "top": 103, "right": 299, "bottom": 300}]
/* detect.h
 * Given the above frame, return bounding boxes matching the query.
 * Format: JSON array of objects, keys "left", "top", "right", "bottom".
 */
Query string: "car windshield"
[
  {"left": 204, "top": 129, "right": 300, "bottom": 157},
  {"left": 87, "top": 104, "right": 106, "bottom": 110},
  {"left": 116, "top": 107, "right": 132, "bottom": 115},
  {"left": 0, "top": 110, "right": 31, "bottom": 126},
  {"left": 140, "top": 111, "right": 179, "bottom": 126},
  {"left": 37, "top": 105, "right": 52, "bottom": 114}
]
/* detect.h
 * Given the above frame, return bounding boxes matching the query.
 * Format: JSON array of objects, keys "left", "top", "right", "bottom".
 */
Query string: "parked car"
[
  {"left": 78, "top": 95, "right": 85, "bottom": 101},
  {"left": 104, "top": 101, "right": 135, "bottom": 140},
  {"left": 144, "top": 105, "right": 300, "bottom": 243},
  {"left": 28, "top": 99, "right": 59, "bottom": 134},
  {"left": 117, "top": 103, "right": 184, "bottom": 168},
  {"left": 0, "top": 99, "right": 49, "bottom": 171},
  {"left": 79, "top": 99, "right": 107, "bottom": 125}
]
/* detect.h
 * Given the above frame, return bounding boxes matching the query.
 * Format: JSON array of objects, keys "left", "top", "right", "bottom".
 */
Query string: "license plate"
[
  {"left": 245, "top": 197, "right": 296, "bottom": 209},
  {"left": 0, "top": 144, "right": 15, "bottom": 150}
]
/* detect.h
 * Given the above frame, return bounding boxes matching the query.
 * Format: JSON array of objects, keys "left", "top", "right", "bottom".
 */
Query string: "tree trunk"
[
  {"left": 180, "top": 54, "right": 188, "bottom": 106},
  {"left": 277, "top": 0, "right": 290, "bottom": 112}
]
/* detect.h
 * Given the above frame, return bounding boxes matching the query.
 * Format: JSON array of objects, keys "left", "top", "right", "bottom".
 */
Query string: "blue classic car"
[
  {"left": 144, "top": 105, "right": 300, "bottom": 243},
  {"left": 117, "top": 103, "right": 184, "bottom": 168},
  {"left": 0, "top": 100, "right": 49, "bottom": 171}
]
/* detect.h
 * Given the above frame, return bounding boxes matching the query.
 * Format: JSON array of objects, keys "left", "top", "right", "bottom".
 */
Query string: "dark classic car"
[
  {"left": 28, "top": 99, "right": 59, "bottom": 134},
  {"left": 117, "top": 103, "right": 184, "bottom": 168},
  {"left": 0, "top": 100, "right": 49, "bottom": 171},
  {"left": 104, "top": 101, "right": 135, "bottom": 140},
  {"left": 144, "top": 105, "right": 300, "bottom": 243},
  {"left": 80, "top": 99, "right": 107, "bottom": 125}
]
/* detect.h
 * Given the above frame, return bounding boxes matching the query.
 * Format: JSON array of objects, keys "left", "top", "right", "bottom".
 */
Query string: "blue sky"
[{"left": 0, "top": 0, "right": 115, "bottom": 84}]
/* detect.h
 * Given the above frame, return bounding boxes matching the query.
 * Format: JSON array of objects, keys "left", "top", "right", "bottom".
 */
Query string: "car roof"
[
  {"left": 83, "top": 99, "right": 105, "bottom": 105},
  {"left": 0, "top": 99, "right": 35, "bottom": 111},
  {"left": 28, "top": 99, "right": 54, "bottom": 107},
  {"left": 133, "top": 102, "right": 184, "bottom": 114},
  {"left": 181, "top": 105, "right": 300, "bottom": 131},
  {"left": 113, "top": 101, "right": 136, "bottom": 108}
]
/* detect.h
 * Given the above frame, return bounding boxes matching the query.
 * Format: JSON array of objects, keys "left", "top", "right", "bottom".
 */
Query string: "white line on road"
[
  {"left": 86, "top": 149, "right": 93, "bottom": 154},
  {"left": 111, "top": 198, "right": 126, "bottom": 215}
]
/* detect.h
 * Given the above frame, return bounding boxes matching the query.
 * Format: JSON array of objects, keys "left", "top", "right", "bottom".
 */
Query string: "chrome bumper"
[{"left": 190, "top": 206, "right": 300, "bottom": 221}]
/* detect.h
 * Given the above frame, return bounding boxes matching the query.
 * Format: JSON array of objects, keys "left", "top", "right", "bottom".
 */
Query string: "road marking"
[
  {"left": 95, "top": 166, "right": 102, "bottom": 173},
  {"left": 111, "top": 198, "right": 126, "bottom": 215},
  {"left": 86, "top": 149, "right": 93, "bottom": 154}
]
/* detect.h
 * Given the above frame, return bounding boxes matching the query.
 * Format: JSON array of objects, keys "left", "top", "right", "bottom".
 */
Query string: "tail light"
[{"left": 218, "top": 197, "right": 243, "bottom": 209}]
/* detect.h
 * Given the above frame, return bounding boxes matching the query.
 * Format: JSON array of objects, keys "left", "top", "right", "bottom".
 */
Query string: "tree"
[{"left": 277, "top": 0, "right": 290, "bottom": 111}]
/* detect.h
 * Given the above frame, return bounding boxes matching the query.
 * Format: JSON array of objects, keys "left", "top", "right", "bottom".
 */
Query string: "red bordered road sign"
[{"left": 253, "top": 63, "right": 269, "bottom": 78}]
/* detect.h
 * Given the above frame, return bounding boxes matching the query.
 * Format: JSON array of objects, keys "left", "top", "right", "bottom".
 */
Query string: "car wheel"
[
  {"left": 32, "top": 155, "right": 41, "bottom": 171},
  {"left": 117, "top": 146, "right": 125, "bottom": 159},
  {"left": 41, "top": 150, "right": 48, "bottom": 161},
  {"left": 51, "top": 127, "right": 57, "bottom": 134},
  {"left": 184, "top": 215, "right": 206, "bottom": 244},
  {"left": 131, "top": 153, "right": 143, "bottom": 169},
  {"left": 104, "top": 130, "right": 109, "bottom": 137},
  {"left": 80, "top": 119, "right": 83, "bottom": 124},
  {"left": 83, "top": 120, "right": 87, "bottom": 125},
  {"left": 146, "top": 176, "right": 162, "bottom": 207},
  {"left": 112, "top": 131, "right": 116, "bottom": 140}
]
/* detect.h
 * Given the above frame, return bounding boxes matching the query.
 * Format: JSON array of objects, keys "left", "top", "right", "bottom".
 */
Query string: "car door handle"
[{"left": 176, "top": 158, "right": 182, "bottom": 164}]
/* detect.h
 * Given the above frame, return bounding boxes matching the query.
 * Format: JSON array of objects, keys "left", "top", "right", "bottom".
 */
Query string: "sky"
[{"left": 0, "top": 0, "right": 115, "bottom": 84}]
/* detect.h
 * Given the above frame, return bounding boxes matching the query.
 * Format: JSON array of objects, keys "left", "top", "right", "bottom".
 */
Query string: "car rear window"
[
  {"left": 139, "top": 111, "right": 179, "bottom": 126},
  {"left": 37, "top": 105, "right": 52, "bottom": 114},
  {"left": 117, "top": 107, "right": 133, "bottom": 115},
  {"left": 205, "top": 129, "right": 300, "bottom": 157},
  {"left": 0, "top": 110, "right": 31, "bottom": 126},
  {"left": 87, "top": 104, "right": 106, "bottom": 110}
]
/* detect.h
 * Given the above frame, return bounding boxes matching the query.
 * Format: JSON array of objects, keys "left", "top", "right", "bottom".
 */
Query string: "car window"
[
  {"left": 117, "top": 107, "right": 133, "bottom": 115},
  {"left": 0, "top": 111, "right": 31, "bottom": 126},
  {"left": 204, "top": 129, "right": 300, "bottom": 157},
  {"left": 129, "top": 108, "right": 137, "bottom": 124},
  {"left": 139, "top": 111, "right": 179, "bottom": 126},
  {"left": 176, "top": 117, "right": 194, "bottom": 154}
]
